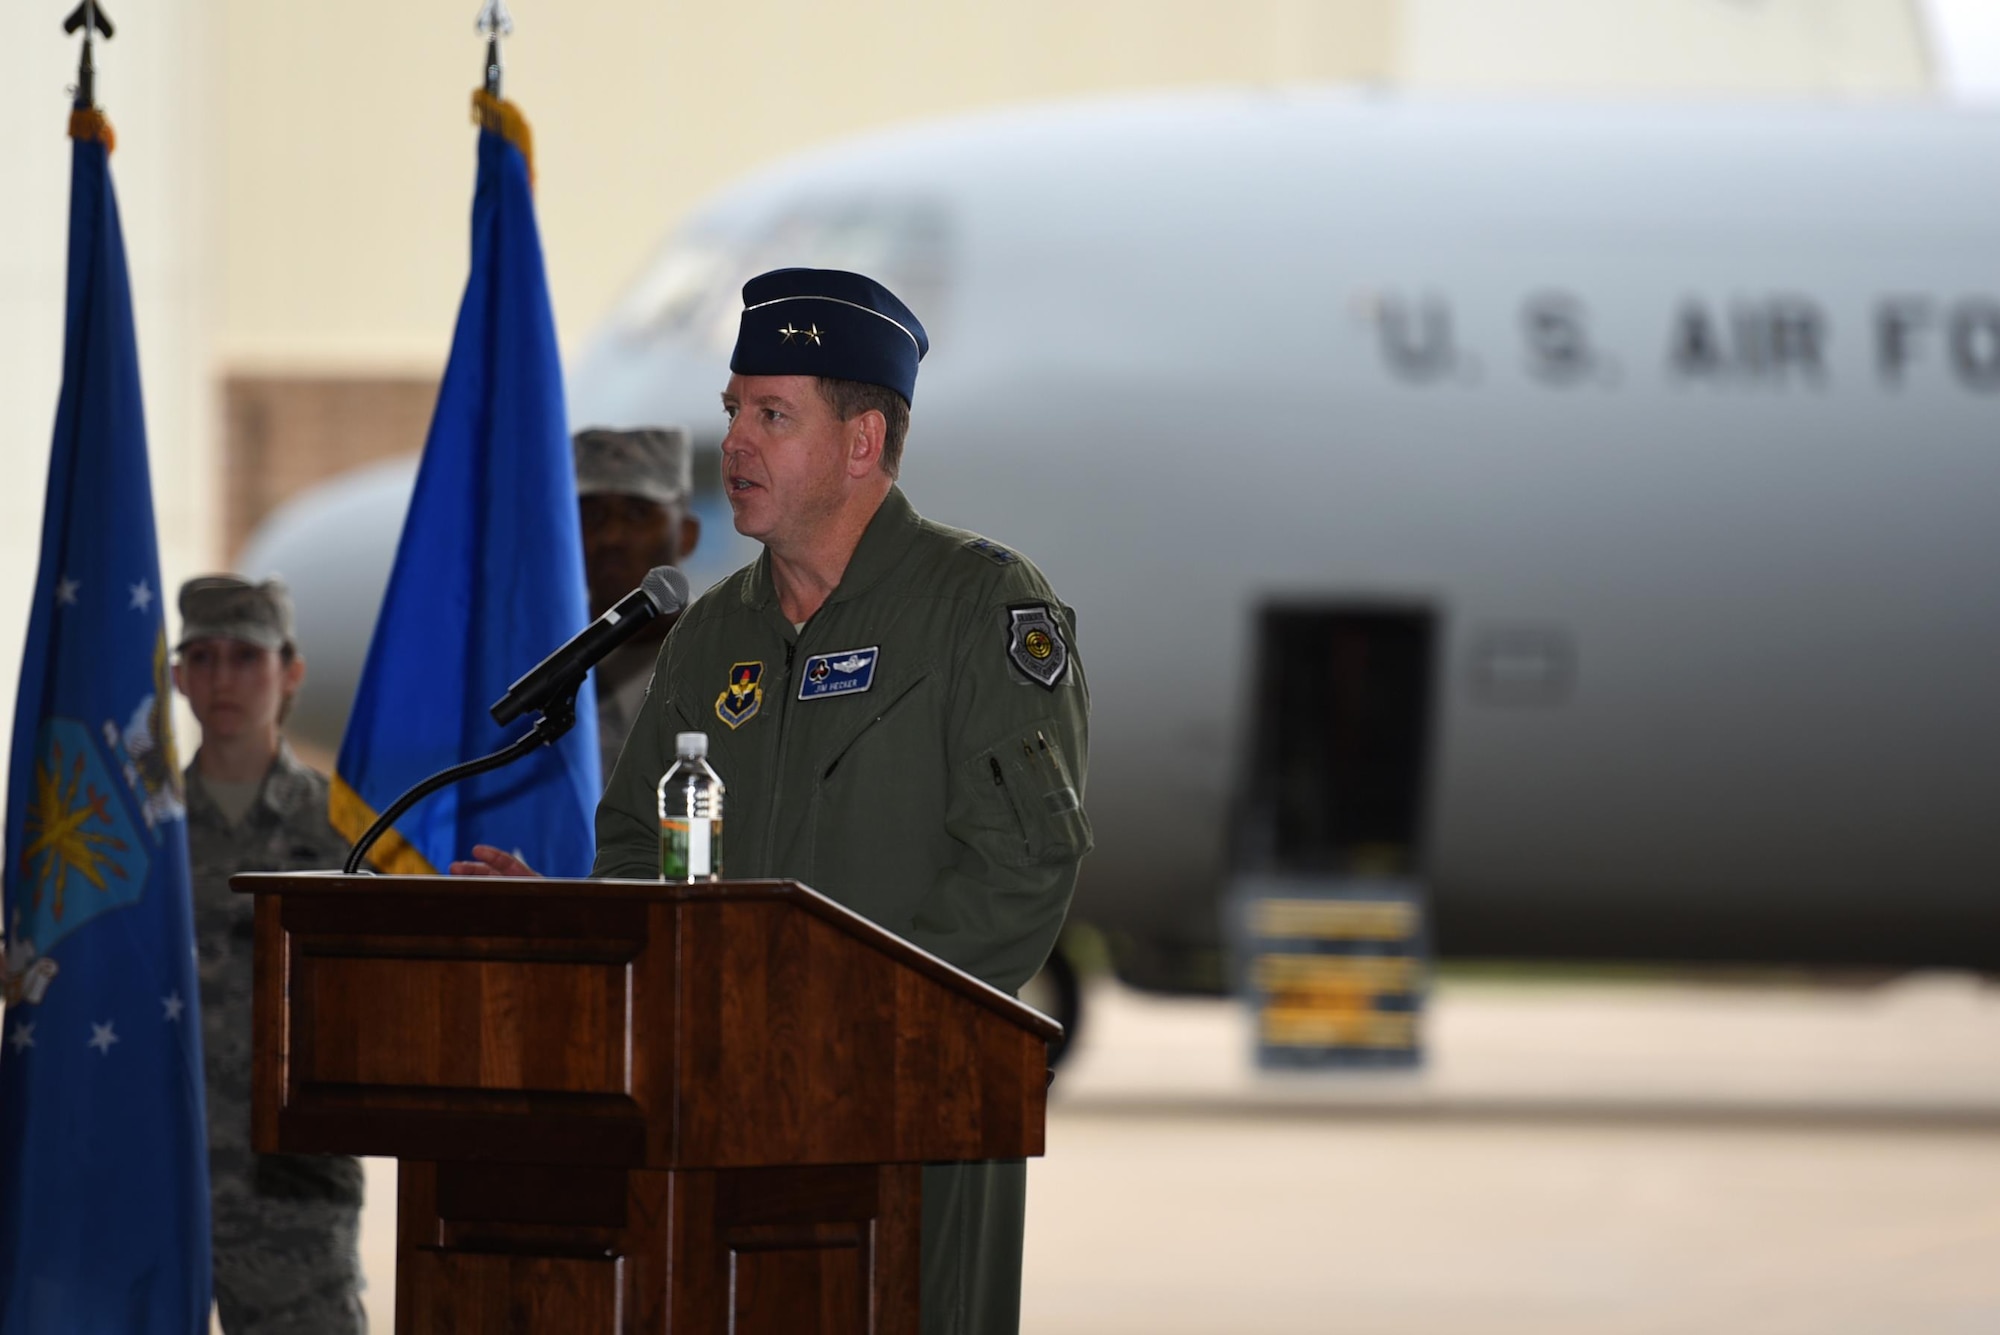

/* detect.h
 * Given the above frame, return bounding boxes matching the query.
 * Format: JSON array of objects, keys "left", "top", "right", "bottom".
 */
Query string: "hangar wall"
[
  {"left": 1404, "top": 0, "right": 1931, "bottom": 95},
  {"left": 206, "top": 0, "right": 1403, "bottom": 556},
  {"left": 201, "top": 0, "right": 1936, "bottom": 562},
  {"left": 0, "top": 5, "right": 222, "bottom": 776},
  {"left": 0, "top": 0, "right": 1938, "bottom": 805}
]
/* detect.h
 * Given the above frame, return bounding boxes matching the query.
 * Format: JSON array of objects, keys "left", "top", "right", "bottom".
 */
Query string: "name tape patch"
[{"left": 798, "top": 646, "right": 880, "bottom": 701}]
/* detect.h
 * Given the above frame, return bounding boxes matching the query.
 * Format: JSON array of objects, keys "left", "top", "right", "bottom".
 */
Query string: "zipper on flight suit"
[
  {"left": 758, "top": 633, "right": 803, "bottom": 872},
  {"left": 989, "top": 755, "right": 1034, "bottom": 860}
]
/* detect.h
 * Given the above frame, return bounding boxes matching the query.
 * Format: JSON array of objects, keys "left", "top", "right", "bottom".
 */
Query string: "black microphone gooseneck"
[
  {"left": 341, "top": 686, "right": 580, "bottom": 875},
  {"left": 341, "top": 564, "right": 690, "bottom": 875}
]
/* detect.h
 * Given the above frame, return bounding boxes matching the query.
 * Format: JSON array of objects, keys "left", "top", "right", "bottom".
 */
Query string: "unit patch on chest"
[
  {"left": 1005, "top": 603, "right": 1070, "bottom": 690},
  {"left": 715, "top": 661, "right": 765, "bottom": 729},
  {"left": 798, "top": 646, "right": 879, "bottom": 701}
]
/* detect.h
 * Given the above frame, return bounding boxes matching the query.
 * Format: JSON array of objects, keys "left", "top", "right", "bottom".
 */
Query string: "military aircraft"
[{"left": 245, "top": 91, "right": 2000, "bottom": 1052}]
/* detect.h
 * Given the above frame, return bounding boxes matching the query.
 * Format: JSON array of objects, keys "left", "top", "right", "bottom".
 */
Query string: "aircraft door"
[{"left": 1237, "top": 604, "right": 1439, "bottom": 877}]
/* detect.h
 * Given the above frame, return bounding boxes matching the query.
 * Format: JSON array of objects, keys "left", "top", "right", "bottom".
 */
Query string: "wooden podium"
[{"left": 235, "top": 873, "right": 1059, "bottom": 1335}]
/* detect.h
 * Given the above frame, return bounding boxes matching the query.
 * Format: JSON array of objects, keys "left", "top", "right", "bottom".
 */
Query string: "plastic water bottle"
[{"left": 658, "top": 731, "right": 724, "bottom": 882}]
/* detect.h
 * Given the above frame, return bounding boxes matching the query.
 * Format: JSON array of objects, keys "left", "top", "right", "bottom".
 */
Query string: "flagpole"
[
  {"left": 477, "top": 0, "right": 513, "bottom": 97},
  {"left": 61, "top": 1, "right": 114, "bottom": 110},
  {"left": 332, "top": 0, "right": 597, "bottom": 876},
  {"left": 3, "top": 8, "right": 212, "bottom": 1326}
]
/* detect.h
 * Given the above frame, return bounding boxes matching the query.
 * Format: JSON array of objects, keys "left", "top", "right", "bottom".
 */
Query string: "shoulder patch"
[
  {"left": 965, "top": 537, "right": 1019, "bottom": 566},
  {"left": 1005, "top": 602, "right": 1069, "bottom": 690}
]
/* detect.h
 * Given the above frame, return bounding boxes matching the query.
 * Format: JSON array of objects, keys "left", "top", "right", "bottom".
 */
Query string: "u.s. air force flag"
[
  {"left": 332, "top": 91, "right": 599, "bottom": 875},
  {"left": 0, "top": 106, "right": 211, "bottom": 1333}
]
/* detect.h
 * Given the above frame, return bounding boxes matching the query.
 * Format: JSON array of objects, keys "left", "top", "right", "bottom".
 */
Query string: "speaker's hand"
[{"left": 448, "top": 844, "right": 541, "bottom": 877}]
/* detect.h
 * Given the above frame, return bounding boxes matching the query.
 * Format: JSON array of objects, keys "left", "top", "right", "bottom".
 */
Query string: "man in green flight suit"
[{"left": 461, "top": 266, "right": 1090, "bottom": 1334}]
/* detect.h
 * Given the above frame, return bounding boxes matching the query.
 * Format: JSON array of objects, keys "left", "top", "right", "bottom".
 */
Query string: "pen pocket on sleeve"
[{"left": 976, "top": 717, "right": 1092, "bottom": 867}]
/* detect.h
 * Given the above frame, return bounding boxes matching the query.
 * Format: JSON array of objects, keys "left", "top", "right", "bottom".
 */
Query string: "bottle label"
[
  {"left": 660, "top": 818, "right": 720, "bottom": 880},
  {"left": 688, "top": 817, "right": 712, "bottom": 877},
  {"left": 661, "top": 818, "right": 689, "bottom": 880}
]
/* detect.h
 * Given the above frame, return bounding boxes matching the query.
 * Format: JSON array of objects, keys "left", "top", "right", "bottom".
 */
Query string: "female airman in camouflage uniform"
[{"left": 174, "top": 576, "right": 365, "bottom": 1334}]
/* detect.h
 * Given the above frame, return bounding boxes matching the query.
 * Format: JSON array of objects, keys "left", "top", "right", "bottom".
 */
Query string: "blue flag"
[
  {"left": 333, "top": 93, "right": 599, "bottom": 876},
  {"left": 0, "top": 111, "right": 211, "bottom": 1333}
]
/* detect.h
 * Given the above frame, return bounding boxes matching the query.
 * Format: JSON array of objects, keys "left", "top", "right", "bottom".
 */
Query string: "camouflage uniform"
[
  {"left": 187, "top": 743, "right": 366, "bottom": 1334},
  {"left": 595, "top": 640, "right": 656, "bottom": 784},
  {"left": 574, "top": 425, "right": 695, "bottom": 789}
]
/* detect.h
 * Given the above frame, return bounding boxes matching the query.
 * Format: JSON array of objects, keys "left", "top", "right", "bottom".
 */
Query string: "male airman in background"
[
  {"left": 174, "top": 576, "right": 365, "bottom": 1334},
  {"left": 574, "top": 426, "right": 701, "bottom": 785}
]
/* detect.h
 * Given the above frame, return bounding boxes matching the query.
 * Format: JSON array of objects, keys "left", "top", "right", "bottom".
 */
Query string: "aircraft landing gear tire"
[{"left": 1020, "top": 944, "right": 1082, "bottom": 1073}]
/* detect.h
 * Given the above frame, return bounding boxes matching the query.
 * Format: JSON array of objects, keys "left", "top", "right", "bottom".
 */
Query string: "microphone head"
[{"left": 642, "top": 565, "right": 691, "bottom": 615}]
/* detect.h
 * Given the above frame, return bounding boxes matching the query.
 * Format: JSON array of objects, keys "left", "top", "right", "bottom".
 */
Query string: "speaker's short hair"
[{"left": 815, "top": 377, "right": 911, "bottom": 479}]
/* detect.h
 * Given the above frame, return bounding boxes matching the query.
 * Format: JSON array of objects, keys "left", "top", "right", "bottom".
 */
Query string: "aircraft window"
[
  {"left": 1468, "top": 625, "right": 1575, "bottom": 707},
  {"left": 614, "top": 198, "right": 953, "bottom": 354},
  {"left": 611, "top": 237, "right": 733, "bottom": 342}
]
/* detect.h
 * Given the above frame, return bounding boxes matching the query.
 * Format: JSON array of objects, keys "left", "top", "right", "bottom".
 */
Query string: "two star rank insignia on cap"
[
  {"left": 778, "top": 323, "right": 823, "bottom": 345},
  {"left": 1006, "top": 603, "right": 1069, "bottom": 690}
]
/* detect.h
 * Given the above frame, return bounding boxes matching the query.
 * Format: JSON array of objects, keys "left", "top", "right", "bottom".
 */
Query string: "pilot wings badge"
[{"left": 1005, "top": 603, "right": 1069, "bottom": 690}]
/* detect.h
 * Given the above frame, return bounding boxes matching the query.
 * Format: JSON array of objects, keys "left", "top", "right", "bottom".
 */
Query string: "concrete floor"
[
  {"left": 339, "top": 973, "right": 2000, "bottom": 1332},
  {"left": 1021, "top": 1111, "right": 2000, "bottom": 1334}
]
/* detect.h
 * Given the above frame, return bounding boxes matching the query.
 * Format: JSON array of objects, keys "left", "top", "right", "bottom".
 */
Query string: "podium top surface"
[{"left": 234, "top": 872, "right": 1061, "bottom": 1042}]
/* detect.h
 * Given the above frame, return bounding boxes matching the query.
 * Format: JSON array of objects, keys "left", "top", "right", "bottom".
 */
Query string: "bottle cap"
[{"left": 674, "top": 731, "right": 709, "bottom": 759}]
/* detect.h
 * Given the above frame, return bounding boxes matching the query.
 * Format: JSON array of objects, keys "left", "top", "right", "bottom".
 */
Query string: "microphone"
[
  {"left": 344, "top": 566, "right": 691, "bottom": 873},
  {"left": 489, "top": 565, "right": 690, "bottom": 726}
]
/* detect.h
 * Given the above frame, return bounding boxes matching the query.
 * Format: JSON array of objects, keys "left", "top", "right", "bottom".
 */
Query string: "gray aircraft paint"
[{"left": 249, "top": 92, "right": 2000, "bottom": 966}]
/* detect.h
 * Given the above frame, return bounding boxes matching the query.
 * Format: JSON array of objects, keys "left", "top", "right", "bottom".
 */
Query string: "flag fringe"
[
  {"left": 329, "top": 774, "right": 441, "bottom": 877},
  {"left": 67, "top": 108, "right": 115, "bottom": 153},
  {"left": 471, "top": 89, "right": 534, "bottom": 187}
]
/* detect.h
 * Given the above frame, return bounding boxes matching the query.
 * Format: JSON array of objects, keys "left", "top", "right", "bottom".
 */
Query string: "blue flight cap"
[{"left": 730, "top": 268, "right": 929, "bottom": 405}]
